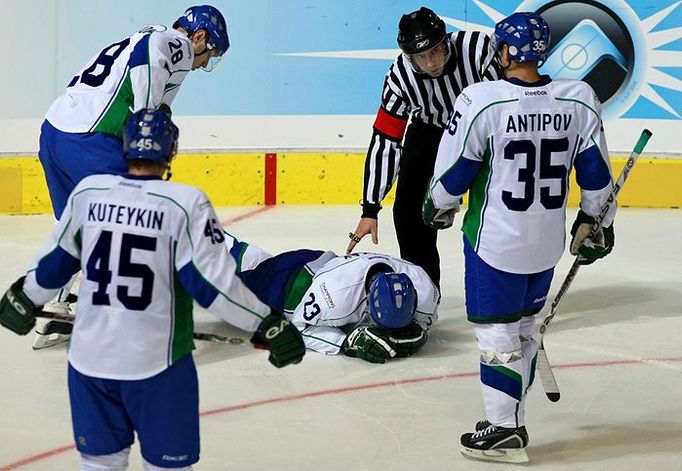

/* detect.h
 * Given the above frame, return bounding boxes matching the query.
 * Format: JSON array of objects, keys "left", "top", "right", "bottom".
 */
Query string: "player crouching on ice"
[
  {"left": 225, "top": 239, "right": 440, "bottom": 364},
  {"left": 0, "top": 109, "right": 305, "bottom": 470}
]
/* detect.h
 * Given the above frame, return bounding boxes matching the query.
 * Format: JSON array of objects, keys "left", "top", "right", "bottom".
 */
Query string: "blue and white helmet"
[
  {"left": 491, "top": 12, "right": 551, "bottom": 65},
  {"left": 123, "top": 109, "right": 179, "bottom": 163},
  {"left": 368, "top": 272, "right": 417, "bottom": 329},
  {"left": 174, "top": 5, "right": 230, "bottom": 71}
]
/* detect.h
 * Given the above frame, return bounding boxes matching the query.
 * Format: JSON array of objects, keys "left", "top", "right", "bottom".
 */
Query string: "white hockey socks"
[
  {"left": 80, "top": 448, "right": 130, "bottom": 470},
  {"left": 475, "top": 321, "right": 532, "bottom": 428}
]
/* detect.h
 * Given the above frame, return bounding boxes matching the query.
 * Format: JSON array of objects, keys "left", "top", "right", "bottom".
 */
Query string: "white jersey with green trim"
[
  {"left": 290, "top": 252, "right": 440, "bottom": 354},
  {"left": 432, "top": 78, "right": 614, "bottom": 274},
  {"left": 45, "top": 25, "right": 192, "bottom": 137},
  {"left": 22, "top": 174, "right": 270, "bottom": 380}
]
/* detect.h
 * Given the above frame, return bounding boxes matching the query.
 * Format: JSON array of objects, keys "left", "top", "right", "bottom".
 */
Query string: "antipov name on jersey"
[{"left": 505, "top": 113, "right": 573, "bottom": 133}]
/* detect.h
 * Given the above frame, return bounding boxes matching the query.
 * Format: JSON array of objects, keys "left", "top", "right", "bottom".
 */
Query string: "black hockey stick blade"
[
  {"left": 192, "top": 332, "right": 245, "bottom": 345},
  {"left": 546, "top": 392, "right": 561, "bottom": 402},
  {"left": 35, "top": 311, "right": 245, "bottom": 345}
]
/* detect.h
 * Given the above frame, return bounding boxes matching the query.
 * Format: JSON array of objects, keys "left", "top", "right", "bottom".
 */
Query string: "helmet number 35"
[{"left": 532, "top": 40, "right": 547, "bottom": 52}]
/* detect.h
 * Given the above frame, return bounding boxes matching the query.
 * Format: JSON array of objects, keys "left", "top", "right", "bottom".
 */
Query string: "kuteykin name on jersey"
[
  {"left": 506, "top": 113, "right": 573, "bottom": 133},
  {"left": 88, "top": 202, "right": 164, "bottom": 230}
]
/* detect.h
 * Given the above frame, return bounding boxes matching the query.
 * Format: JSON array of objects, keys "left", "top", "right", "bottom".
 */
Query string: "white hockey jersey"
[
  {"left": 287, "top": 252, "right": 440, "bottom": 354},
  {"left": 431, "top": 78, "right": 615, "bottom": 274},
  {"left": 22, "top": 174, "right": 270, "bottom": 380},
  {"left": 45, "top": 26, "right": 193, "bottom": 137}
]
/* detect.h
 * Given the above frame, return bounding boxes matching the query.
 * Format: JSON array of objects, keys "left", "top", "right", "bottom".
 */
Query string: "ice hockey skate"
[
  {"left": 460, "top": 423, "right": 529, "bottom": 463},
  {"left": 32, "top": 294, "right": 76, "bottom": 350}
]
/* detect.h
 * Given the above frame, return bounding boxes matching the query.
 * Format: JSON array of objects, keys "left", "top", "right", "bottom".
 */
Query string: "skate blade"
[
  {"left": 461, "top": 446, "right": 529, "bottom": 464},
  {"left": 32, "top": 333, "right": 70, "bottom": 350},
  {"left": 41, "top": 302, "right": 71, "bottom": 315}
]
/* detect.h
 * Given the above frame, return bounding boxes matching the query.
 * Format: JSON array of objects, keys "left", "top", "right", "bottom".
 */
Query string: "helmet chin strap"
[{"left": 496, "top": 48, "right": 514, "bottom": 73}]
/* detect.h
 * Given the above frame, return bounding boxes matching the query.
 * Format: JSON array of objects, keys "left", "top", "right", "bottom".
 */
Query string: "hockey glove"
[
  {"left": 422, "top": 191, "right": 459, "bottom": 230},
  {"left": 386, "top": 322, "right": 428, "bottom": 358},
  {"left": 570, "top": 209, "right": 615, "bottom": 265},
  {"left": 343, "top": 326, "right": 396, "bottom": 364},
  {"left": 0, "top": 277, "right": 39, "bottom": 335},
  {"left": 251, "top": 310, "right": 305, "bottom": 368}
]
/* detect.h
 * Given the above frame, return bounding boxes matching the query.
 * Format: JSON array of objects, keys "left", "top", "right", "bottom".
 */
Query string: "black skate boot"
[
  {"left": 460, "top": 423, "right": 529, "bottom": 463},
  {"left": 475, "top": 419, "right": 490, "bottom": 431}
]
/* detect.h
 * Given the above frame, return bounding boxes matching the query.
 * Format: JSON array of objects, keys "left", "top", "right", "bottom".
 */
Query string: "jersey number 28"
[{"left": 68, "top": 38, "right": 132, "bottom": 88}]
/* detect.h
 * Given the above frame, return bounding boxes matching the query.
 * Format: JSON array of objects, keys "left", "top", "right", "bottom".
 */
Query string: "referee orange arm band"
[{"left": 373, "top": 107, "right": 408, "bottom": 140}]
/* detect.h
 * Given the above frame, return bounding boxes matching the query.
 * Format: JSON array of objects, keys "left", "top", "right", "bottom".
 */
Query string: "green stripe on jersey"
[
  {"left": 171, "top": 269, "right": 195, "bottom": 363},
  {"left": 462, "top": 138, "right": 493, "bottom": 249},
  {"left": 283, "top": 266, "right": 313, "bottom": 312},
  {"left": 92, "top": 72, "right": 134, "bottom": 137},
  {"left": 302, "top": 327, "right": 342, "bottom": 348}
]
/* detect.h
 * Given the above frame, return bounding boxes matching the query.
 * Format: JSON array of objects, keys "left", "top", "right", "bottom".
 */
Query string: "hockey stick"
[
  {"left": 535, "top": 128, "right": 652, "bottom": 402},
  {"left": 35, "top": 311, "right": 246, "bottom": 345}
]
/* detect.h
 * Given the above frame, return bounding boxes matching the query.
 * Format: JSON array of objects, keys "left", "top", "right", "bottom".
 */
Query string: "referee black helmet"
[{"left": 397, "top": 7, "right": 447, "bottom": 54}]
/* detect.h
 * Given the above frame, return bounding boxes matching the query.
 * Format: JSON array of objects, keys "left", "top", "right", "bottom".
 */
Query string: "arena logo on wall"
[
  {"left": 536, "top": 0, "right": 635, "bottom": 116},
  {"left": 283, "top": 0, "right": 680, "bottom": 121},
  {"left": 526, "top": 0, "right": 680, "bottom": 119},
  {"left": 452, "top": 0, "right": 681, "bottom": 120}
]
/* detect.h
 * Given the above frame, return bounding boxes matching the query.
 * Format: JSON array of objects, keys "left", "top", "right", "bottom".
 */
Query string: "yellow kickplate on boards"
[{"left": 0, "top": 167, "right": 23, "bottom": 213}]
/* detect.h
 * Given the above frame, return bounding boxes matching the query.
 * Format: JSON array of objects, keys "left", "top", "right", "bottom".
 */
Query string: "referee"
[{"left": 347, "top": 7, "right": 502, "bottom": 288}]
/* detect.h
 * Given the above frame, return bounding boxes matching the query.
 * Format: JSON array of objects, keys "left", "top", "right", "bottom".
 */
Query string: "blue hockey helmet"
[
  {"left": 368, "top": 272, "right": 417, "bottom": 329},
  {"left": 174, "top": 5, "right": 230, "bottom": 69},
  {"left": 123, "top": 109, "right": 179, "bottom": 163},
  {"left": 491, "top": 12, "right": 550, "bottom": 65}
]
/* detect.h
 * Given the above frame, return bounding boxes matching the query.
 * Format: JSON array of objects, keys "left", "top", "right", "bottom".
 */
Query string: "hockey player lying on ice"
[{"left": 227, "top": 234, "right": 440, "bottom": 364}]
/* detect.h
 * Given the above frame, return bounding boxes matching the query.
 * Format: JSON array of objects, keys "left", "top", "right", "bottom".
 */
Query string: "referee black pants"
[{"left": 393, "top": 122, "right": 444, "bottom": 289}]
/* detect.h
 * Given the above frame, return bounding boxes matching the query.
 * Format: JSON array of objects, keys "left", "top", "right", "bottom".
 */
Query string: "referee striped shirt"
[{"left": 362, "top": 30, "right": 502, "bottom": 215}]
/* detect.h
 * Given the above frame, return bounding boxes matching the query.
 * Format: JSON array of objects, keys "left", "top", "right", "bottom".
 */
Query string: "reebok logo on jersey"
[
  {"left": 523, "top": 89, "right": 548, "bottom": 97},
  {"left": 460, "top": 93, "right": 472, "bottom": 105}
]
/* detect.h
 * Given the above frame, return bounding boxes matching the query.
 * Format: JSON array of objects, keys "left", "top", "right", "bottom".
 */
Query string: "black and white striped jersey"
[{"left": 362, "top": 30, "right": 502, "bottom": 214}]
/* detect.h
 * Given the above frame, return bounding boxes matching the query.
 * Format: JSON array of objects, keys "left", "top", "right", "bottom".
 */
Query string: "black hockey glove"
[
  {"left": 0, "top": 277, "right": 39, "bottom": 335},
  {"left": 343, "top": 326, "right": 396, "bottom": 364},
  {"left": 570, "top": 210, "right": 615, "bottom": 265},
  {"left": 251, "top": 310, "right": 305, "bottom": 368},
  {"left": 385, "top": 322, "right": 428, "bottom": 358}
]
